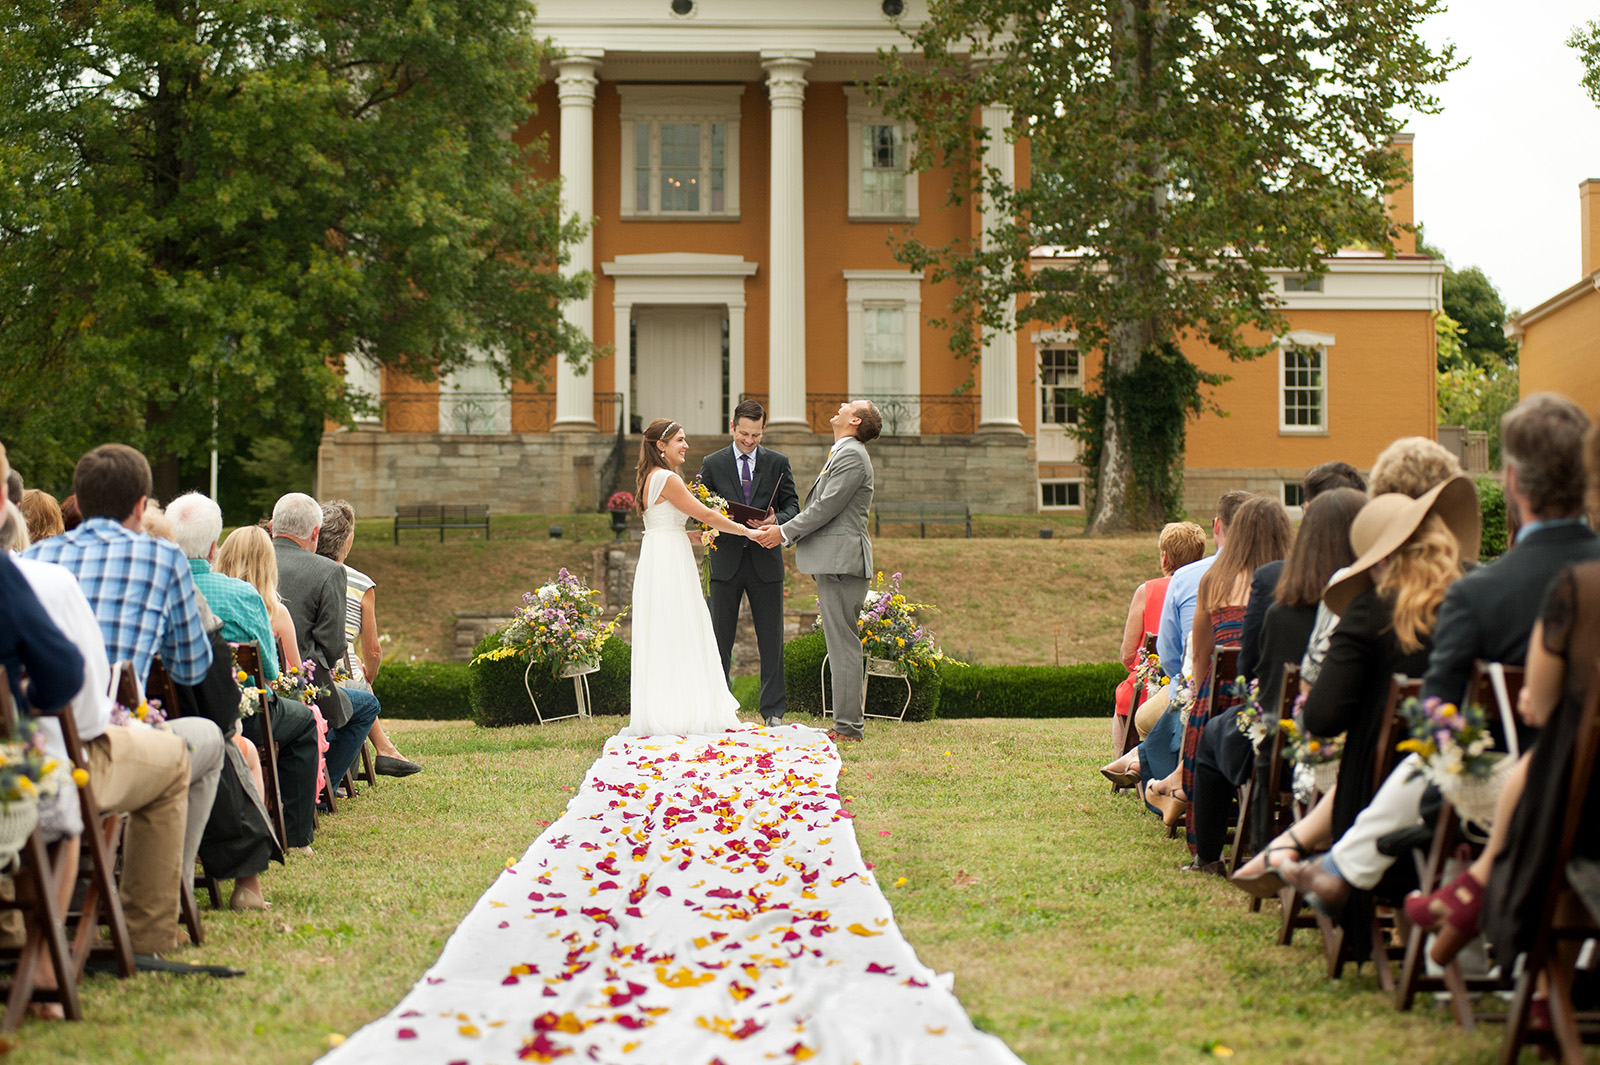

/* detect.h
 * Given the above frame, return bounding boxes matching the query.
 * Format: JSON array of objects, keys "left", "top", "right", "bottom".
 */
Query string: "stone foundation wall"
[{"left": 318, "top": 427, "right": 1037, "bottom": 516}]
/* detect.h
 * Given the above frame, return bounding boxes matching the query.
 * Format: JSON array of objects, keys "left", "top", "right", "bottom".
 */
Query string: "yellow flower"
[
  {"left": 896, "top": 638, "right": 905, "bottom": 647},
  {"left": 72, "top": 768, "right": 89, "bottom": 787},
  {"left": 1441, "top": 703, "right": 1458, "bottom": 717},
  {"left": 894, "top": 877, "right": 908, "bottom": 887},
  {"left": 235, "top": 670, "right": 248, "bottom": 683},
  {"left": 1307, "top": 740, "right": 1321, "bottom": 755}
]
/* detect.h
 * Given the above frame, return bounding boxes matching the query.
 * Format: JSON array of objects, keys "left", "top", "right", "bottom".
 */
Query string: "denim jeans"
[{"left": 326, "top": 685, "right": 381, "bottom": 786}]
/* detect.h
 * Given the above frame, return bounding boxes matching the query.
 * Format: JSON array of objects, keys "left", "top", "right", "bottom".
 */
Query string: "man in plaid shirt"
[{"left": 25, "top": 444, "right": 225, "bottom": 951}]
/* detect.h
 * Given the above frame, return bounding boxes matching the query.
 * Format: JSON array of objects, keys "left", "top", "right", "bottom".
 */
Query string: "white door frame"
[{"left": 601, "top": 253, "right": 759, "bottom": 433}]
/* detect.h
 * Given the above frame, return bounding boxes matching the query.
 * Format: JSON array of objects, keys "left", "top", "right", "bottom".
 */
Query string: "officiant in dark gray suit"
[
  {"left": 753, "top": 399, "right": 881, "bottom": 742},
  {"left": 697, "top": 400, "right": 800, "bottom": 727}
]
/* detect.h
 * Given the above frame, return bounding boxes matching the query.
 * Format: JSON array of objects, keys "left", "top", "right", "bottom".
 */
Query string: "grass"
[
  {"left": 339, "top": 515, "right": 1157, "bottom": 667},
  {"left": 20, "top": 716, "right": 1499, "bottom": 1065}
]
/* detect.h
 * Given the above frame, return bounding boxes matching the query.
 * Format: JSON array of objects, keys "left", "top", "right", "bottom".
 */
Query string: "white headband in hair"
[{"left": 660, "top": 422, "right": 679, "bottom": 440}]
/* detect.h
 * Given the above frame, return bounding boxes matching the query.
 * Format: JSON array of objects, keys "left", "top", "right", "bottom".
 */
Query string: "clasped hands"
[{"left": 744, "top": 509, "right": 783, "bottom": 549}]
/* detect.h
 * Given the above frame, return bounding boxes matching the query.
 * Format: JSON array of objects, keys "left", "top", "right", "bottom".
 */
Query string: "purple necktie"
[{"left": 740, "top": 453, "right": 753, "bottom": 505}]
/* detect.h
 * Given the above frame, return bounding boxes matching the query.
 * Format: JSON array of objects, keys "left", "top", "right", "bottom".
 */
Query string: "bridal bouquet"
[
  {"left": 474, "top": 568, "right": 627, "bottom": 676},
  {"left": 856, "top": 571, "right": 956, "bottom": 683},
  {"left": 687, "top": 475, "right": 729, "bottom": 549}
]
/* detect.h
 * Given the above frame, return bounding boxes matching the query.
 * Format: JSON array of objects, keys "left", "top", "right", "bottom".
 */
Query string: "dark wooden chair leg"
[
  {"left": 0, "top": 832, "right": 84, "bottom": 1032},
  {"left": 179, "top": 875, "right": 203, "bottom": 946},
  {"left": 360, "top": 740, "right": 377, "bottom": 786}
]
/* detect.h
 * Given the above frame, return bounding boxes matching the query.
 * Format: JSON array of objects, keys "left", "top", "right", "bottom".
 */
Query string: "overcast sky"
[{"left": 1405, "top": 0, "right": 1600, "bottom": 313}]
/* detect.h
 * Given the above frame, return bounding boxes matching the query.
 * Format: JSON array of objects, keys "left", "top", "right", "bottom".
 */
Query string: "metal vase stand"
[
  {"left": 820, "top": 653, "right": 913, "bottom": 723},
  {"left": 525, "top": 659, "right": 601, "bottom": 724}
]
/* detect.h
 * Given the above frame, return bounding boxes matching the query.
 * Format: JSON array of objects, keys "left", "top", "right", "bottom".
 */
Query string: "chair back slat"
[
  {"left": 145, "top": 657, "right": 181, "bottom": 717},
  {"left": 1466, "top": 660, "right": 1527, "bottom": 759},
  {"left": 109, "top": 661, "right": 141, "bottom": 713},
  {"left": 1374, "top": 674, "right": 1424, "bottom": 795},
  {"left": 0, "top": 665, "right": 14, "bottom": 741}
]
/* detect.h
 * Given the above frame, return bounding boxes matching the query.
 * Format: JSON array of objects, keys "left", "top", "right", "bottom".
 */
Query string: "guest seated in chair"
[
  {"left": 1103, "top": 521, "right": 1206, "bottom": 777},
  {"left": 269, "top": 493, "right": 379, "bottom": 791},
  {"left": 315, "top": 499, "right": 420, "bottom": 777}
]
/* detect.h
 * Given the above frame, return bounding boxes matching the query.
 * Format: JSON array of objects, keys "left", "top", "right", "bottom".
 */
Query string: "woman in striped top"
[{"left": 318, "top": 500, "right": 422, "bottom": 777}]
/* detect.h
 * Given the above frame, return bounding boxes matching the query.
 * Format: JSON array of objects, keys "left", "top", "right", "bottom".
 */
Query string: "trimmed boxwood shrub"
[
  {"left": 782, "top": 630, "right": 941, "bottom": 723},
  {"left": 469, "top": 633, "right": 632, "bottom": 727},
  {"left": 371, "top": 661, "right": 473, "bottom": 720},
  {"left": 938, "top": 662, "right": 1125, "bottom": 718}
]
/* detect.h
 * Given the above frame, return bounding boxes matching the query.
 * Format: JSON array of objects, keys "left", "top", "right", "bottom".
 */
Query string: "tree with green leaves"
[
  {"left": 878, "top": 0, "right": 1457, "bottom": 533},
  {"left": 1572, "top": 18, "right": 1600, "bottom": 105},
  {"left": 1416, "top": 232, "right": 1516, "bottom": 372},
  {"left": 0, "top": 0, "right": 592, "bottom": 501}
]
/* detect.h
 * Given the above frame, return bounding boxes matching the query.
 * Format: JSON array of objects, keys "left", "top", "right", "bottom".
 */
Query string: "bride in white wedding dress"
[{"left": 621, "top": 418, "right": 757, "bottom": 737}]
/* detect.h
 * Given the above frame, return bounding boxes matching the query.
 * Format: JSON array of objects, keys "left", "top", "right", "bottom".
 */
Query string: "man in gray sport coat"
[{"left": 753, "top": 400, "right": 881, "bottom": 741}]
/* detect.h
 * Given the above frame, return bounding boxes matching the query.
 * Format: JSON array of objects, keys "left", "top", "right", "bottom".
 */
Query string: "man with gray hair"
[
  {"left": 270, "top": 492, "right": 378, "bottom": 791},
  {"left": 168, "top": 492, "right": 321, "bottom": 856}
]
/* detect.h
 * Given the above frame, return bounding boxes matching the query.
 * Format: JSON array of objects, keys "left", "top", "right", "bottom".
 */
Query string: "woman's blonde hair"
[
  {"left": 1157, "top": 521, "right": 1206, "bottom": 574},
  {"left": 141, "top": 499, "right": 177, "bottom": 543},
  {"left": 216, "top": 525, "right": 281, "bottom": 618},
  {"left": 1377, "top": 511, "right": 1461, "bottom": 653}
]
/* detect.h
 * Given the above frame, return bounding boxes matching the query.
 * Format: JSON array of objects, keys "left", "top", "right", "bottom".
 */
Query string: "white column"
[
  {"left": 553, "top": 51, "right": 603, "bottom": 430},
  {"left": 762, "top": 52, "right": 813, "bottom": 428},
  {"left": 727, "top": 302, "right": 746, "bottom": 428},
  {"left": 613, "top": 300, "right": 633, "bottom": 434},
  {"left": 978, "top": 102, "right": 1022, "bottom": 433}
]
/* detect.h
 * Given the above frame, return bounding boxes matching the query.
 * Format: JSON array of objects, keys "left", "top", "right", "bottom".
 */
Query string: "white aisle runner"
[{"left": 322, "top": 725, "right": 1022, "bottom": 1065}]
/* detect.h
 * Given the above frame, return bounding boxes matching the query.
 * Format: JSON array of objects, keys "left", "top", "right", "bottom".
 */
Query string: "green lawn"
[{"left": 17, "top": 716, "right": 1500, "bottom": 1065}]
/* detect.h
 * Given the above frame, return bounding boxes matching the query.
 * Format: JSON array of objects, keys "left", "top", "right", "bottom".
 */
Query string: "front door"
[{"left": 634, "top": 306, "right": 726, "bottom": 435}]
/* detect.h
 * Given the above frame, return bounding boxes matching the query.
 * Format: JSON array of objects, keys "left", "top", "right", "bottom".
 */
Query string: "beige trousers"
[
  {"left": 1134, "top": 684, "right": 1172, "bottom": 741},
  {"left": 86, "top": 726, "right": 191, "bottom": 954}
]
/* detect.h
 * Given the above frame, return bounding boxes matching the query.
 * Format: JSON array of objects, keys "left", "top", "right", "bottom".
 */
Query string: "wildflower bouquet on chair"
[
  {"left": 473, "top": 568, "right": 627, "bottom": 677},
  {"left": 1133, "top": 649, "right": 1163, "bottom": 693},
  {"left": 110, "top": 697, "right": 169, "bottom": 729},
  {"left": 1228, "top": 676, "right": 1272, "bottom": 748},
  {"left": 271, "top": 660, "right": 330, "bottom": 706},
  {"left": 1280, "top": 691, "right": 1345, "bottom": 792},
  {"left": 856, "top": 571, "right": 957, "bottom": 683},
  {"left": 1398, "top": 696, "right": 1511, "bottom": 824},
  {"left": 0, "top": 718, "right": 65, "bottom": 807},
  {"left": 687, "top": 475, "right": 729, "bottom": 549}
]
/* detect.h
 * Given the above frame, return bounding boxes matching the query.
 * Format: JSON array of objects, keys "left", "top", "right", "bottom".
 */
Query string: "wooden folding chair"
[
  {"left": 344, "top": 652, "right": 379, "bottom": 789},
  {"left": 146, "top": 658, "right": 203, "bottom": 946},
  {"left": 1498, "top": 661, "right": 1600, "bottom": 1065},
  {"left": 233, "top": 644, "right": 288, "bottom": 851},
  {"left": 1318, "top": 673, "right": 1423, "bottom": 990},
  {"left": 1231, "top": 664, "right": 1300, "bottom": 904},
  {"left": 0, "top": 666, "right": 84, "bottom": 1029},
  {"left": 1395, "top": 661, "right": 1526, "bottom": 1026},
  {"left": 60, "top": 662, "right": 137, "bottom": 981}
]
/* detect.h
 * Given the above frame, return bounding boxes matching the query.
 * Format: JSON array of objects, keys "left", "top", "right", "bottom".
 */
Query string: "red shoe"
[{"left": 1403, "top": 869, "right": 1485, "bottom": 964}]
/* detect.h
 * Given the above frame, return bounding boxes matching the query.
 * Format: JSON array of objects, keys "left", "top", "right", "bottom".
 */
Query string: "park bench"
[
  {"left": 872, "top": 501, "right": 972, "bottom": 539},
  {"left": 393, "top": 503, "right": 491, "bottom": 544}
]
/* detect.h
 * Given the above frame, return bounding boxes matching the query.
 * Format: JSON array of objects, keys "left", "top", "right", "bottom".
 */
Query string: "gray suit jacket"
[
  {"left": 272, "top": 537, "right": 352, "bottom": 726},
  {"left": 781, "top": 437, "right": 874, "bottom": 578}
]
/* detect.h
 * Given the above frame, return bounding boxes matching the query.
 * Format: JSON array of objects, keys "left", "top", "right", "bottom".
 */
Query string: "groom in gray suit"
[{"left": 753, "top": 399, "right": 881, "bottom": 741}]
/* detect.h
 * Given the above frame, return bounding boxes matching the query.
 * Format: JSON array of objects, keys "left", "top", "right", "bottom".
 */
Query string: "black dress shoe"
[
  {"left": 763, "top": 716, "right": 784, "bottom": 728},
  {"left": 374, "top": 755, "right": 423, "bottom": 777}
]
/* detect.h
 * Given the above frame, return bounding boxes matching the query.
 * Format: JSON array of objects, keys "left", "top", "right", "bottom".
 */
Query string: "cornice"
[{"left": 1505, "top": 272, "right": 1600, "bottom": 339}]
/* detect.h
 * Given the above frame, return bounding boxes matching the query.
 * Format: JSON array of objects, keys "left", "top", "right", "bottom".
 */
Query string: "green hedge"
[
  {"left": 782, "top": 630, "right": 941, "bottom": 723},
  {"left": 469, "top": 633, "right": 632, "bottom": 727},
  {"left": 1477, "top": 476, "right": 1507, "bottom": 560},
  {"left": 938, "top": 662, "right": 1125, "bottom": 718},
  {"left": 371, "top": 661, "right": 474, "bottom": 720}
]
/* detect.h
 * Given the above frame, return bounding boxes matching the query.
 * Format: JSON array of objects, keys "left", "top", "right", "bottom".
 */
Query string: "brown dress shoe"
[{"left": 825, "top": 729, "right": 863, "bottom": 743}]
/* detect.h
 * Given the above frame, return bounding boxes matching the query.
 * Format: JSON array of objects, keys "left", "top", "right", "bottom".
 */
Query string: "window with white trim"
[
  {"left": 620, "top": 86, "right": 742, "bottom": 219},
  {"left": 845, "top": 87, "right": 917, "bottom": 221},
  {"left": 1039, "top": 480, "right": 1084, "bottom": 509},
  {"left": 440, "top": 352, "right": 510, "bottom": 434},
  {"left": 1279, "top": 337, "right": 1330, "bottom": 434},
  {"left": 1039, "top": 347, "right": 1082, "bottom": 426},
  {"left": 861, "top": 305, "right": 907, "bottom": 395}
]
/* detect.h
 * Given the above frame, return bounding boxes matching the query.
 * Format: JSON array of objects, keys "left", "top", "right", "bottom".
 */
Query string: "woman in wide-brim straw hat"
[{"left": 1304, "top": 475, "right": 1480, "bottom": 841}]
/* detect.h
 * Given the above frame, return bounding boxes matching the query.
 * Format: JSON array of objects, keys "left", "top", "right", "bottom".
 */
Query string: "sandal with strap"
[
  {"left": 1229, "top": 830, "right": 1307, "bottom": 900},
  {"left": 1402, "top": 869, "right": 1485, "bottom": 965}
]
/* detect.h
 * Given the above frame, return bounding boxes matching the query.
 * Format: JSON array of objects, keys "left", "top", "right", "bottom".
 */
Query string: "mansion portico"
[{"left": 319, "top": 1, "right": 1444, "bottom": 520}]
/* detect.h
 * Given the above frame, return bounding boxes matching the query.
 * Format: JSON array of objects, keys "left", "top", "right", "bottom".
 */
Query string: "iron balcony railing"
[
  {"left": 738, "top": 393, "right": 980, "bottom": 436},
  {"left": 379, "top": 392, "right": 623, "bottom": 434}
]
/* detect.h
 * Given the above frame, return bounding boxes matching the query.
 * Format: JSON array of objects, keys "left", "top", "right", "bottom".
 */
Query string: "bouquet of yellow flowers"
[
  {"left": 1133, "top": 649, "right": 1163, "bottom": 692},
  {"left": 473, "top": 568, "right": 627, "bottom": 676},
  {"left": 687, "top": 475, "right": 729, "bottom": 550},
  {"left": 1229, "top": 676, "right": 1272, "bottom": 749},
  {"left": 1279, "top": 691, "right": 1345, "bottom": 766},
  {"left": 271, "top": 660, "right": 331, "bottom": 705},
  {"left": 856, "top": 571, "right": 958, "bottom": 683},
  {"left": 0, "top": 719, "right": 65, "bottom": 807}
]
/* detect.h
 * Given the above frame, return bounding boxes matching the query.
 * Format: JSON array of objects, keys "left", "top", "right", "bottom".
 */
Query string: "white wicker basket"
[
  {"left": 1311, "top": 758, "right": 1341, "bottom": 795},
  {"left": 1438, "top": 753, "right": 1516, "bottom": 828},
  {"left": 0, "top": 796, "right": 39, "bottom": 873}
]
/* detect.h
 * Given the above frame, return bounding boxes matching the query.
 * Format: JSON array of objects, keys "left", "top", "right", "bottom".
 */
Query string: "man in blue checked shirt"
[{"left": 26, "top": 444, "right": 226, "bottom": 941}]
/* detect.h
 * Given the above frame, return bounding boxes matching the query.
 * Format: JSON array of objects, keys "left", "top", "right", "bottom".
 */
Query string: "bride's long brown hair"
[{"left": 635, "top": 418, "right": 681, "bottom": 511}]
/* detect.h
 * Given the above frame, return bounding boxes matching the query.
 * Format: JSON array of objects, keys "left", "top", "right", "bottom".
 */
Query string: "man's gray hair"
[
  {"left": 167, "top": 492, "right": 224, "bottom": 560},
  {"left": 272, "top": 492, "right": 323, "bottom": 541},
  {"left": 0, "top": 499, "right": 29, "bottom": 553}
]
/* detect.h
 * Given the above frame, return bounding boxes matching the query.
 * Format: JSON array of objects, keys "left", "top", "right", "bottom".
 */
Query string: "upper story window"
[
  {"left": 845, "top": 86, "right": 918, "bottom": 221},
  {"left": 1039, "top": 347, "right": 1082, "bottom": 426},
  {"left": 619, "top": 85, "right": 742, "bottom": 219},
  {"left": 1278, "top": 331, "right": 1334, "bottom": 435}
]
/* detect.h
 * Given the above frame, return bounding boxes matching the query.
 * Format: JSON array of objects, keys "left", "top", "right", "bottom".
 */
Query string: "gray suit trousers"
[{"left": 817, "top": 572, "right": 870, "bottom": 736}]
